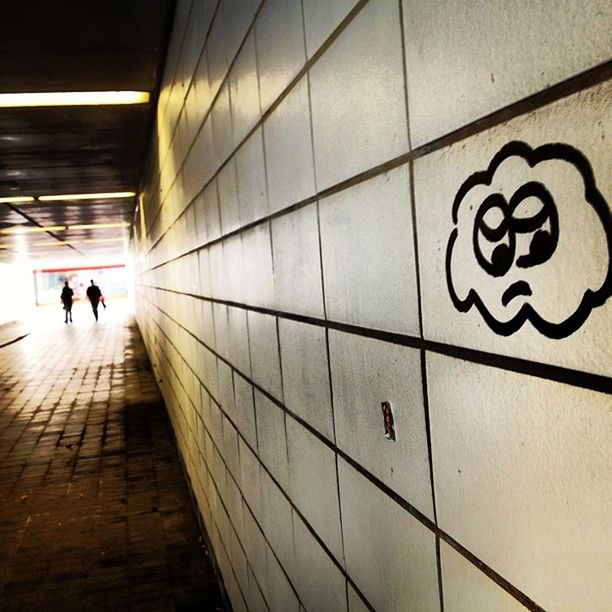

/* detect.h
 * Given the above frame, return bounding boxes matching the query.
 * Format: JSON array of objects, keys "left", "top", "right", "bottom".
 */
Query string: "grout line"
[
  {"left": 0, "top": 333, "right": 30, "bottom": 349},
  {"left": 136, "top": 283, "right": 612, "bottom": 396},
  {"left": 138, "top": 297, "right": 546, "bottom": 611}
]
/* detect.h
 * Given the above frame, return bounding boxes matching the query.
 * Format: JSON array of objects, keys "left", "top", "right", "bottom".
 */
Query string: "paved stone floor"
[{"left": 0, "top": 306, "right": 225, "bottom": 611}]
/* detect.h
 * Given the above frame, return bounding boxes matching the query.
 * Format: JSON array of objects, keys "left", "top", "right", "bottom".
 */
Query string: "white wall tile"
[
  {"left": 193, "top": 178, "right": 221, "bottom": 243},
  {"left": 286, "top": 418, "right": 343, "bottom": 560},
  {"left": 403, "top": 0, "right": 612, "bottom": 146},
  {"left": 263, "top": 79, "right": 316, "bottom": 214},
  {"left": 241, "top": 504, "right": 268, "bottom": 582},
  {"left": 338, "top": 458, "right": 440, "bottom": 612},
  {"left": 302, "top": 0, "right": 359, "bottom": 58},
  {"left": 278, "top": 318, "right": 334, "bottom": 440},
  {"left": 259, "top": 470, "right": 295, "bottom": 574},
  {"left": 254, "top": 390, "right": 289, "bottom": 488},
  {"left": 185, "top": 48, "right": 212, "bottom": 137},
  {"left": 241, "top": 223, "right": 274, "bottom": 308},
  {"left": 236, "top": 128, "right": 269, "bottom": 226},
  {"left": 211, "top": 82, "right": 234, "bottom": 168},
  {"left": 247, "top": 311, "right": 283, "bottom": 400},
  {"left": 197, "top": 249, "right": 212, "bottom": 296},
  {"left": 428, "top": 352, "right": 612, "bottom": 610},
  {"left": 256, "top": 0, "right": 306, "bottom": 112},
  {"left": 179, "top": 0, "right": 215, "bottom": 93},
  {"left": 227, "top": 306, "right": 251, "bottom": 375},
  {"left": 216, "top": 358, "right": 235, "bottom": 413},
  {"left": 233, "top": 374, "right": 257, "bottom": 448},
  {"left": 440, "top": 542, "right": 526, "bottom": 612},
  {"left": 207, "top": 0, "right": 260, "bottom": 94},
  {"left": 212, "top": 302, "right": 229, "bottom": 359},
  {"left": 414, "top": 82, "right": 612, "bottom": 377},
  {"left": 320, "top": 165, "right": 420, "bottom": 334},
  {"left": 218, "top": 158, "right": 240, "bottom": 234},
  {"left": 329, "top": 330, "right": 433, "bottom": 519},
  {"left": 239, "top": 437, "right": 263, "bottom": 518},
  {"left": 271, "top": 204, "right": 324, "bottom": 317},
  {"left": 229, "top": 31, "right": 261, "bottom": 146},
  {"left": 264, "top": 545, "right": 299, "bottom": 612},
  {"left": 209, "top": 242, "right": 226, "bottom": 299},
  {"left": 290, "top": 513, "right": 347, "bottom": 612},
  {"left": 221, "top": 417, "right": 241, "bottom": 481},
  {"left": 347, "top": 585, "right": 369, "bottom": 612},
  {"left": 247, "top": 565, "right": 268, "bottom": 612},
  {"left": 310, "top": 0, "right": 409, "bottom": 190}
]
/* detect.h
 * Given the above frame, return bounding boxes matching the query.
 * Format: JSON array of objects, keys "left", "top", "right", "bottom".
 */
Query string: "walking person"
[
  {"left": 86, "top": 279, "right": 103, "bottom": 321},
  {"left": 60, "top": 281, "right": 74, "bottom": 324}
]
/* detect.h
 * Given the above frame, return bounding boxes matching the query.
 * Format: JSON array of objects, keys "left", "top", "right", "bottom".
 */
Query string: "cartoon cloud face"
[{"left": 446, "top": 141, "right": 612, "bottom": 339}]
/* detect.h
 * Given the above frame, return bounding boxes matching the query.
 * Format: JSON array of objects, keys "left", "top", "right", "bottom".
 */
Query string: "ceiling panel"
[{"left": 0, "top": 0, "right": 174, "bottom": 263}]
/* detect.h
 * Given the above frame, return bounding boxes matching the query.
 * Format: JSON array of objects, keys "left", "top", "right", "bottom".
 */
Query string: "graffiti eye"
[
  {"left": 510, "top": 183, "right": 559, "bottom": 269},
  {"left": 473, "top": 194, "right": 515, "bottom": 277}
]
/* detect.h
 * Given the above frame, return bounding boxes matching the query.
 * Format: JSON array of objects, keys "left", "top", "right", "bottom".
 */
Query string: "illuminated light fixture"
[
  {"left": 0, "top": 196, "right": 35, "bottom": 203},
  {"left": 0, "top": 225, "right": 66, "bottom": 234},
  {"left": 34, "top": 240, "right": 74, "bottom": 247},
  {"left": 0, "top": 91, "right": 150, "bottom": 108},
  {"left": 82, "top": 237, "right": 125, "bottom": 244},
  {"left": 38, "top": 191, "right": 136, "bottom": 202},
  {"left": 0, "top": 244, "right": 16, "bottom": 249},
  {"left": 69, "top": 222, "right": 130, "bottom": 230}
]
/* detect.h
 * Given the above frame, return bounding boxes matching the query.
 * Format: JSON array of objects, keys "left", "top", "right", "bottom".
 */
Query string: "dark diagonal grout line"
[
  {"left": 139, "top": 296, "right": 546, "bottom": 611},
  {"left": 3, "top": 203, "right": 86, "bottom": 258},
  {"left": 0, "top": 333, "right": 29, "bottom": 349},
  {"left": 136, "top": 283, "right": 612, "bottom": 396}
]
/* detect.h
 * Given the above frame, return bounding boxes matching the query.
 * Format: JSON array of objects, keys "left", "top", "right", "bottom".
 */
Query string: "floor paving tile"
[{"left": 0, "top": 314, "right": 225, "bottom": 611}]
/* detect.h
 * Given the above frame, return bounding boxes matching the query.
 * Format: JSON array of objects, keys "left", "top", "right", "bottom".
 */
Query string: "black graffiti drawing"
[{"left": 446, "top": 141, "right": 612, "bottom": 339}]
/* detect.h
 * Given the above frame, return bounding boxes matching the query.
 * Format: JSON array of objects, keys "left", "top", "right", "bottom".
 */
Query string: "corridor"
[{"left": 0, "top": 309, "right": 224, "bottom": 611}]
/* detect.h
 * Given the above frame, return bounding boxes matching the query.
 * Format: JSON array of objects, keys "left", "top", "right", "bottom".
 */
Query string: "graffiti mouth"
[{"left": 502, "top": 281, "right": 532, "bottom": 306}]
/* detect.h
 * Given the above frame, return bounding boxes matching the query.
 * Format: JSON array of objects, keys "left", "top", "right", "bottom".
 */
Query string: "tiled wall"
[{"left": 131, "top": 1, "right": 612, "bottom": 610}]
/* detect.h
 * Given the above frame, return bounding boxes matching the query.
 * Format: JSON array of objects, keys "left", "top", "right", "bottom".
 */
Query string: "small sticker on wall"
[
  {"left": 446, "top": 141, "right": 612, "bottom": 339},
  {"left": 381, "top": 401, "right": 396, "bottom": 441}
]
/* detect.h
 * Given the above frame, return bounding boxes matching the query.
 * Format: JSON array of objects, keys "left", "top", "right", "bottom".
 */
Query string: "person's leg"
[{"left": 93, "top": 304, "right": 98, "bottom": 321}]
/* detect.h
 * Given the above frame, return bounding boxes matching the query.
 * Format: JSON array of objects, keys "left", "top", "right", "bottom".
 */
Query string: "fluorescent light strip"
[
  {"left": 82, "top": 238, "right": 126, "bottom": 244},
  {"left": 0, "top": 91, "right": 149, "bottom": 108},
  {"left": 0, "top": 196, "right": 35, "bottom": 203},
  {"left": 0, "top": 221, "right": 131, "bottom": 235},
  {"left": 0, "top": 225, "right": 66, "bottom": 235},
  {"left": 34, "top": 241, "right": 75, "bottom": 247},
  {"left": 69, "top": 222, "right": 130, "bottom": 230},
  {"left": 38, "top": 191, "right": 135, "bottom": 202}
]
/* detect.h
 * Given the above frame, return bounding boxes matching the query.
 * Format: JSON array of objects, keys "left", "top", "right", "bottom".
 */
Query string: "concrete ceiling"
[{"left": 0, "top": 1, "right": 174, "bottom": 263}]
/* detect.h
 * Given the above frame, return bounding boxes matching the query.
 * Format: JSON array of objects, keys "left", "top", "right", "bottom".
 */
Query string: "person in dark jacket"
[
  {"left": 86, "top": 279, "right": 103, "bottom": 321},
  {"left": 60, "top": 281, "right": 74, "bottom": 324}
]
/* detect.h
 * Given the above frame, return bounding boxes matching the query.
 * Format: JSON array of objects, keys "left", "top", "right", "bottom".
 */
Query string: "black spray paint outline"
[{"left": 446, "top": 141, "right": 612, "bottom": 339}]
